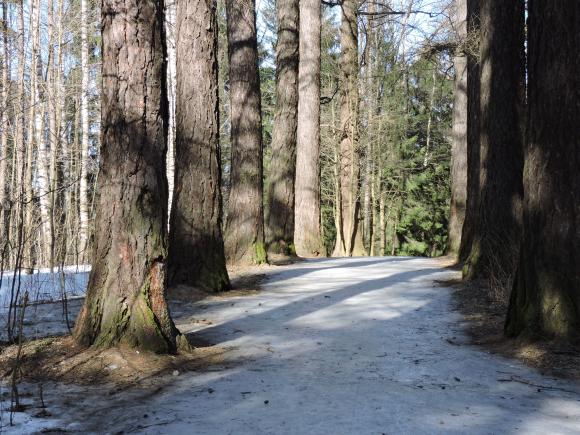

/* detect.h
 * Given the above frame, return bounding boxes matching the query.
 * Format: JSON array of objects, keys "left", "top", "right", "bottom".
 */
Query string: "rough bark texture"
[
  {"left": 265, "top": 0, "right": 299, "bottom": 255},
  {"left": 333, "top": 0, "right": 365, "bottom": 257},
  {"left": 506, "top": 1, "right": 580, "bottom": 340},
  {"left": 447, "top": 0, "right": 468, "bottom": 257},
  {"left": 458, "top": 0, "right": 480, "bottom": 263},
  {"left": 224, "top": 0, "right": 266, "bottom": 265},
  {"left": 168, "top": 0, "right": 230, "bottom": 292},
  {"left": 74, "top": 0, "right": 179, "bottom": 352},
  {"left": 463, "top": 0, "right": 525, "bottom": 289},
  {"left": 294, "top": 0, "right": 325, "bottom": 258}
]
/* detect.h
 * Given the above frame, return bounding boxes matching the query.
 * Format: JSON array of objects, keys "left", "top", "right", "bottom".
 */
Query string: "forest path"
[{"left": 96, "top": 257, "right": 580, "bottom": 434}]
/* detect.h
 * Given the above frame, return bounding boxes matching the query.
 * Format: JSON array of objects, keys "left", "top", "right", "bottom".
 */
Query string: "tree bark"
[
  {"left": 447, "top": 0, "right": 468, "bottom": 257},
  {"left": 458, "top": 0, "right": 480, "bottom": 263},
  {"left": 506, "top": 0, "right": 580, "bottom": 340},
  {"left": 333, "top": 0, "right": 365, "bottom": 257},
  {"left": 74, "top": 0, "right": 179, "bottom": 352},
  {"left": 168, "top": 0, "right": 230, "bottom": 292},
  {"left": 265, "top": 0, "right": 299, "bottom": 255},
  {"left": 294, "top": 0, "right": 325, "bottom": 258},
  {"left": 463, "top": 0, "right": 525, "bottom": 296},
  {"left": 224, "top": 0, "right": 266, "bottom": 265}
]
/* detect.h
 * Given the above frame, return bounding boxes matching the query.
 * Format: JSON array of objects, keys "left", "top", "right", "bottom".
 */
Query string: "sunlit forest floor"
[{"left": 2, "top": 258, "right": 580, "bottom": 433}]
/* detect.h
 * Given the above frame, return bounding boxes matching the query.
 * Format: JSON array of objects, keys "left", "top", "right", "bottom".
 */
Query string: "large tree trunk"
[
  {"left": 506, "top": 1, "right": 580, "bottom": 340},
  {"left": 294, "top": 0, "right": 325, "bottom": 258},
  {"left": 265, "top": 0, "right": 299, "bottom": 255},
  {"left": 224, "top": 0, "right": 266, "bottom": 265},
  {"left": 458, "top": 0, "right": 480, "bottom": 263},
  {"left": 74, "top": 0, "right": 179, "bottom": 352},
  {"left": 168, "top": 0, "right": 230, "bottom": 292},
  {"left": 447, "top": 0, "right": 468, "bottom": 257},
  {"left": 463, "top": 0, "right": 525, "bottom": 297},
  {"left": 333, "top": 0, "right": 364, "bottom": 257}
]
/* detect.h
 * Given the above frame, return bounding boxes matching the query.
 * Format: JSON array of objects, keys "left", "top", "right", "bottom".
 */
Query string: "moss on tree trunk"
[{"left": 73, "top": 0, "right": 179, "bottom": 353}]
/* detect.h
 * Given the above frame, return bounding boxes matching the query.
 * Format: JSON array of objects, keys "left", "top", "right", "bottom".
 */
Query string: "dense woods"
[{"left": 0, "top": 0, "right": 578, "bottom": 350}]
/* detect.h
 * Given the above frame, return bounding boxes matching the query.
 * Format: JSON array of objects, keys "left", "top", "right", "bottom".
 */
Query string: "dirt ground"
[
  {"left": 0, "top": 261, "right": 287, "bottom": 400},
  {"left": 448, "top": 268, "right": 580, "bottom": 381}
]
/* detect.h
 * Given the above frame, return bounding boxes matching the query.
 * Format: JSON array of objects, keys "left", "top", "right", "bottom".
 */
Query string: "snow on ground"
[
  {"left": 0, "top": 265, "right": 89, "bottom": 341},
  {"left": 0, "top": 265, "right": 90, "bottom": 312},
  {"left": 2, "top": 257, "right": 580, "bottom": 434}
]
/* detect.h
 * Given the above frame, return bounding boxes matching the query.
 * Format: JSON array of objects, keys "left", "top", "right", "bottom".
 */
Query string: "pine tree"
[
  {"left": 224, "top": 0, "right": 267, "bottom": 265},
  {"left": 294, "top": 0, "right": 325, "bottom": 257},
  {"left": 334, "top": 0, "right": 365, "bottom": 257},
  {"left": 265, "top": 0, "right": 299, "bottom": 255},
  {"left": 506, "top": 0, "right": 580, "bottom": 340},
  {"left": 463, "top": 0, "right": 525, "bottom": 299},
  {"left": 74, "top": 0, "right": 179, "bottom": 352},
  {"left": 168, "top": 0, "right": 230, "bottom": 291}
]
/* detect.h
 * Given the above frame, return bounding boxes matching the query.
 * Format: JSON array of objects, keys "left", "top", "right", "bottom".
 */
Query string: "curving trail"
[{"left": 15, "top": 257, "right": 580, "bottom": 434}]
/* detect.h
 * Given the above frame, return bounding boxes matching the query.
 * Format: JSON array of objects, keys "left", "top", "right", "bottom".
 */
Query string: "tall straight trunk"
[
  {"left": 74, "top": 0, "right": 179, "bottom": 352},
  {"left": 334, "top": 0, "right": 364, "bottom": 257},
  {"left": 79, "top": 0, "right": 90, "bottom": 262},
  {"left": 46, "top": 0, "right": 63, "bottom": 270},
  {"left": 294, "top": 0, "right": 325, "bottom": 258},
  {"left": 362, "top": 1, "right": 376, "bottom": 255},
  {"left": 168, "top": 0, "right": 230, "bottom": 292},
  {"left": 0, "top": 0, "right": 9, "bottom": 231},
  {"left": 458, "top": 0, "right": 480, "bottom": 263},
  {"left": 506, "top": 1, "right": 580, "bottom": 340},
  {"left": 37, "top": 0, "right": 54, "bottom": 267},
  {"left": 379, "top": 193, "right": 386, "bottom": 255},
  {"left": 447, "top": 0, "right": 468, "bottom": 257},
  {"left": 11, "top": 0, "right": 25, "bottom": 270},
  {"left": 464, "top": 0, "right": 525, "bottom": 295},
  {"left": 265, "top": 0, "right": 299, "bottom": 255},
  {"left": 224, "top": 0, "right": 266, "bottom": 265},
  {"left": 165, "top": 0, "right": 176, "bottom": 221},
  {"left": 25, "top": 0, "right": 41, "bottom": 269}
]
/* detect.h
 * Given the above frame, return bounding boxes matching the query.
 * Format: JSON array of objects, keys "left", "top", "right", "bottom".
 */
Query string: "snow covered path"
[{"left": 9, "top": 257, "right": 580, "bottom": 434}]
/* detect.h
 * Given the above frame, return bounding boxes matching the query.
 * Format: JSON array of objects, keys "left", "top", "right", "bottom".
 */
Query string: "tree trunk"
[
  {"left": 447, "top": 0, "right": 468, "bottom": 257},
  {"left": 165, "top": 0, "right": 176, "bottom": 222},
  {"left": 334, "top": 0, "right": 364, "bottom": 257},
  {"left": 37, "top": 0, "right": 53, "bottom": 267},
  {"left": 168, "top": 0, "right": 230, "bottom": 292},
  {"left": 458, "top": 0, "right": 480, "bottom": 263},
  {"left": 74, "top": 0, "right": 179, "bottom": 352},
  {"left": 78, "top": 0, "right": 90, "bottom": 263},
  {"left": 506, "top": 0, "right": 580, "bottom": 340},
  {"left": 11, "top": 0, "right": 25, "bottom": 270},
  {"left": 265, "top": 0, "right": 299, "bottom": 255},
  {"left": 224, "top": 0, "right": 266, "bottom": 265},
  {"left": 0, "top": 0, "right": 9, "bottom": 235},
  {"left": 294, "top": 0, "right": 325, "bottom": 258},
  {"left": 25, "top": 0, "right": 41, "bottom": 270},
  {"left": 463, "top": 0, "right": 525, "bottom": 298}
]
